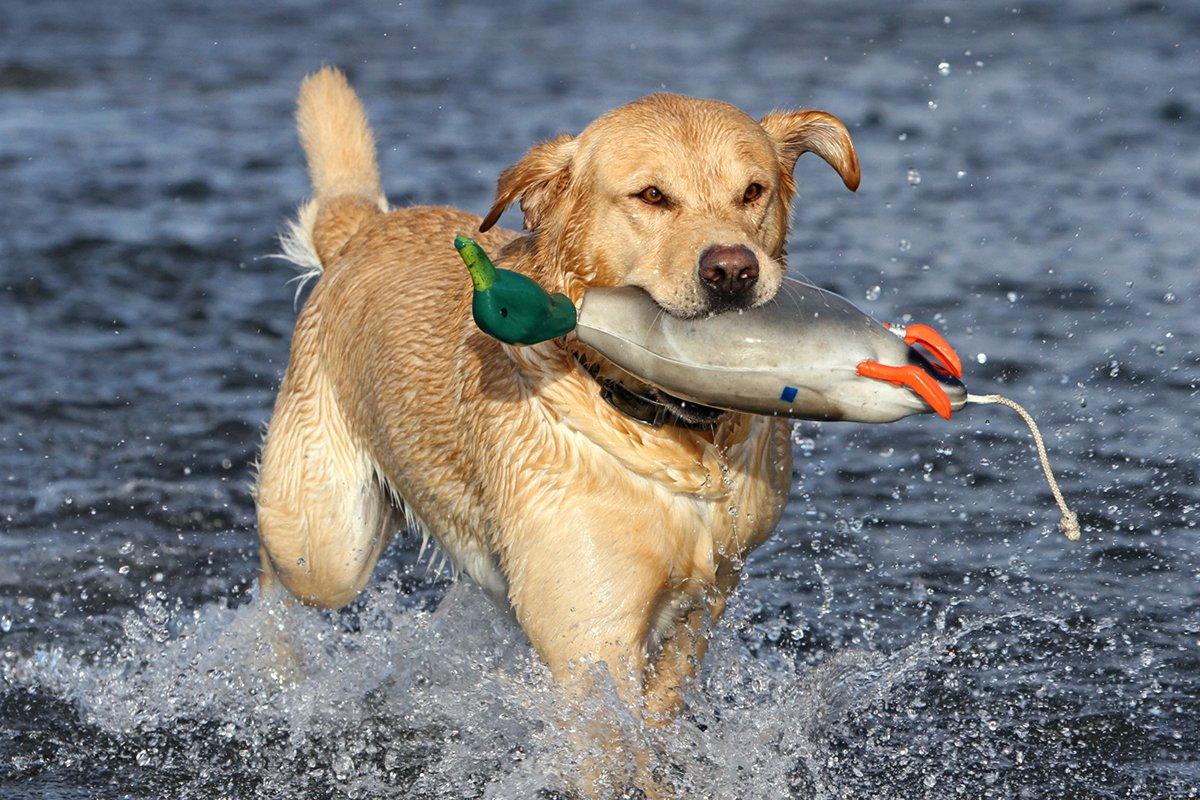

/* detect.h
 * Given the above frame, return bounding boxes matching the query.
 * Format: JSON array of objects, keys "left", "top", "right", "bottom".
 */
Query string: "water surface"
[{"left": 2, "top": 1, "right": 1198, "bottom": 797}]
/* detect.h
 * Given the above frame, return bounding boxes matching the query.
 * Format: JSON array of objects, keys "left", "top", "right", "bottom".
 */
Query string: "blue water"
[{"left": 1, "top": 1, "right": 1197, "bottom": 797}]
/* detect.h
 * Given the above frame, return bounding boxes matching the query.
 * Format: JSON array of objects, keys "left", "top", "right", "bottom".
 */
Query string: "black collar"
[{"left": 575, "top": 355, "right": 726, "bottom": 430}]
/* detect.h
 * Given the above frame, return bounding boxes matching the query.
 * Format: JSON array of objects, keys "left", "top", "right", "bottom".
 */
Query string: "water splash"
[{"left": 2, "top": 575, "right": 1144, "bottom": 799}]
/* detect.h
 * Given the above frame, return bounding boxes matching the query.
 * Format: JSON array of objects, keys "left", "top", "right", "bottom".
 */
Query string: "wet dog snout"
[{"left": 698, "top": 245, "right": 759, "bottom": 300}]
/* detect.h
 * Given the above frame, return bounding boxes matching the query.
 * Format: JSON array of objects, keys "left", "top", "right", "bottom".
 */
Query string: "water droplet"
[
  {"left": 907, "top": 168, "right": 922, "bottom": 186},
  {"left": 899, "top": 239, "right": 912, "bottom": 251},
  {"left": 943, "top": 15, "right": 952, "bottom": 24},
  {"left": 865, "top": 285, "right": 882, "bottom": 301},
  {"left": 897, "top": 132, "right": 908, "bottom": 141},
  {"left": 1006, "top": 291, "right": 1018, "bottom": 303},
  {"left": 956, "top": 170, "right": 966, "bottom": 179},
  {"left": 927, "top": 100, "right": 938, "bottom": 110},
  {"left": 976, "top": 353, "right": 987, "bottom": 364},
  {"left": 938, "top": 61, "right": 951, "bottom": 76},
  {"left": 296, "top": 557, "right": 307, "bottom": 567},
  {"left": 0, "top": 616, "right": 11, "bottom": 632}
]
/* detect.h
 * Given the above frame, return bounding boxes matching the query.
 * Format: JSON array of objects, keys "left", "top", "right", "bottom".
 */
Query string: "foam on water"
[{"left": 3, "top": 573, "right": 1118, "bottom": 799}]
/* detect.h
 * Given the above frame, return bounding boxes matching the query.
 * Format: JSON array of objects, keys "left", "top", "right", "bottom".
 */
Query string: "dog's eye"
[
  {"left": 742, "top": 183, "right": 764, "bottom": 204},
  {"left": 638, "top": 186, "right": 666, "bottom": 205}
]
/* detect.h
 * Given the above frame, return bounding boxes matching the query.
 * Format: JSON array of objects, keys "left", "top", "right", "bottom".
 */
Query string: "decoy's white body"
[
  {"left": 457, "top": 238, "right": 1077, "bottom": 537},
  {"left": 575, "top": 278, "right": 967, "bottom": 423}
]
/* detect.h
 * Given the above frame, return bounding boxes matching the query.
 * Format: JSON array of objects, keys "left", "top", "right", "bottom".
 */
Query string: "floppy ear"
[
  {"left": 759, "top": 109, "right": 860, "bottom": 194},
  {"left": 479, "top": 133, "right": 577, "bottom": 232}
]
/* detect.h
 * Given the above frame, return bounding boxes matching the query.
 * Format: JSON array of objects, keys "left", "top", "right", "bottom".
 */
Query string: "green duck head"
[{"left": 454, "top": 235, "right": 578, "bottom": 346}]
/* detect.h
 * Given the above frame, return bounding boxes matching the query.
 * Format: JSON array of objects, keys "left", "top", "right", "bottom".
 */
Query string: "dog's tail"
[{"left": 280, "top": 66, "right": 387, "bottom": 289}]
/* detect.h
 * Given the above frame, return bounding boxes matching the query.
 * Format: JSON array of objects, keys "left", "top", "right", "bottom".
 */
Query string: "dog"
[{"left": 255, "top": 65, "right": 858, "bottom": 759}]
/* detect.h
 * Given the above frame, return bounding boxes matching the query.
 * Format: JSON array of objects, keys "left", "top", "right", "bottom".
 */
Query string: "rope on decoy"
[{"left": 966, "top": 393, "right": 1081, "bottom": 541}]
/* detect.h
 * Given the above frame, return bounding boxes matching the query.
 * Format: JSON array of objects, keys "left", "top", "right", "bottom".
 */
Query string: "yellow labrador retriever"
[{"left": 256, "top": 67, "right": 858, "bottom": 722}]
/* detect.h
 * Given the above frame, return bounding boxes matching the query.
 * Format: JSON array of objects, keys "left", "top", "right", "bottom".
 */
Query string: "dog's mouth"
[
  {"left": 644, "top": 288, "right": 774, "bottom": 321},
  {"left": 698, "top": 295, "right": 759, "bottom": 317}
]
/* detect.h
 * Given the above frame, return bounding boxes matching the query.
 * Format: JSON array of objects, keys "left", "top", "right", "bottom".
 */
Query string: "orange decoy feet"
[
  {"left": 902, "top": 323, "right": 963, "bottom": 378},
  {"left": 856, "top": 360, "right": 953, "bottom": 419}
]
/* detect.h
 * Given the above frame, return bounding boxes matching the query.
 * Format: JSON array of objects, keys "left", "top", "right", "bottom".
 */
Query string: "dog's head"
[{"left": 480, "top": 93, "right": 859, "bottom": 319}]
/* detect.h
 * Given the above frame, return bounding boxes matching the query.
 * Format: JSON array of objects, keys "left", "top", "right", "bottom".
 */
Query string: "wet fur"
[{"left": 255, "top": 66, "right": 858, "bottom": 788}]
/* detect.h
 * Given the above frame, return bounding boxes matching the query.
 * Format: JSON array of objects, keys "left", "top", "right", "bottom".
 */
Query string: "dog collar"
[{"left": 575, "top": 354, "right": 726, "bottom": 430}]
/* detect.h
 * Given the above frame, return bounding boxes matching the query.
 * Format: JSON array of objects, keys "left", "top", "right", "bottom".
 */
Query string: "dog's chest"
[
  {"left": 637, "top": 422, "right": 791, "bottom": 650},
  {"left": 648, "top": 418, "right": 793, "bottom": 583}
]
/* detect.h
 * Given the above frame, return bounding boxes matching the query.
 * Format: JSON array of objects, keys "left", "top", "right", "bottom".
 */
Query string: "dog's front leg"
[
  {"left": 500, "top": 499, "right": 674, "bottom": 796},
  {"left": 641, "top": 563, "right": 739, "bottom": 724},
  {"left": 505, "top": 513, "right": 658, "bottom": 705}
]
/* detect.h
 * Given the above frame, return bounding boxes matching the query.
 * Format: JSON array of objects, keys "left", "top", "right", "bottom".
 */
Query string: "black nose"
[{"left": 698, "top": 245, "right": 759, "bottom": 299}]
